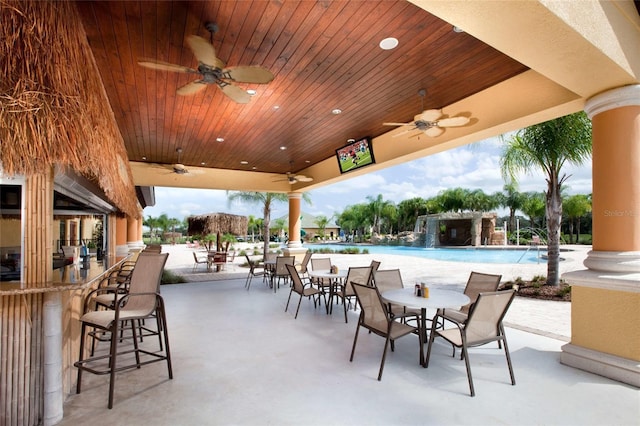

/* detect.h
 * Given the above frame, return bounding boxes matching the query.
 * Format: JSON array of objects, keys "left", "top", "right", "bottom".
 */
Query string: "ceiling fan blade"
[
  {"left": 424, "top": 126, "right": 445, "bottom": 137},
  {"left": 138, "top": 59, "right": 197, "bottom": 74},
  {"left": 437, "top": 116, "right": 470, "bottom": 127},
  {"left": 186, "top": 35, "right": 225, "bottom": 69},
  {"left": 418, "top": 109, "right": 443, "bottom": 122},
  {"left": 223, "top": 66, "right": 274, "bottom": 84},
  {"left": 176, "top": 80, "right": 207, "bottom": 96},
  {"left": 383, "top": 122, "right": 413, "bottom": 126},
  {"left": 294, "top": 175, "right": 313, "bottom": 182},
  {"left": 392, "top": 127, "right": 420, "bottom": 138},
  {"left": 218, "top": 83, "right": 251, "bottom": 103}
]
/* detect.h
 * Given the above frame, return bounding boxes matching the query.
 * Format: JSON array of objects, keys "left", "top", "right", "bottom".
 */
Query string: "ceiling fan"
[
  {"left": 275, "top": 172, "right": 314, "bottom": 184},
  {"left": 383, "top": 89, "right": 472, "bottom": 137},
  {"left": 153, "top": 148, "right": 201, "bottom": 176},
  {"left": 138, "top": 22, "right": 274, "bottom": 103}
]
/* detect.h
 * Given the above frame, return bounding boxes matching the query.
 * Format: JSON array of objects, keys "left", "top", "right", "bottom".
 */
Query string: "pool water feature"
[{"left": 305, "top": 244, "right": 546, "bottom": 264}]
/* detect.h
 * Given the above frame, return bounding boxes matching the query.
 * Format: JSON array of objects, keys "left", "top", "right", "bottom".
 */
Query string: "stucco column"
[
  {"left": 287, "top": 192, "right": 302, "bottom": 248},
  {"left": 115, "top": 216, "right": 129, "bottom": 255},
  {"left": 126, "top": 213, "right": 144, "bottom": 251},
  {"left": 283, "top": 192, "right": 307, "bottom": 262},
  {"left": 561, "top": 85, "right": 640, "bottom": 387}
]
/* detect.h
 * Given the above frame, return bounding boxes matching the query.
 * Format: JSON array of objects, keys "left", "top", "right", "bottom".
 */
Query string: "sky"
[{"left": 142, "top": 135, "right": 593, "bottom": 223}]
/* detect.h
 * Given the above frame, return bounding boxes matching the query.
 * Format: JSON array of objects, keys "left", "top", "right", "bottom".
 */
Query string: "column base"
[
  {"left": 283, "top": 246, "right": 308, "bottom": 264},
  {"left": 560, "top": 343, "right": 640, "bottom": 387}
]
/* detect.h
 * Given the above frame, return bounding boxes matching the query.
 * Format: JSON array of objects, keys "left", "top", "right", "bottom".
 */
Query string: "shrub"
[{"left": 161, "top": 270, "right": 187, "bottom": 285}]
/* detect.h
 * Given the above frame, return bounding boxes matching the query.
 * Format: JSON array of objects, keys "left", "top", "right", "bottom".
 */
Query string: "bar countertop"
[{"left": 0, "top": 255, "right": 130, "bottom": 295}]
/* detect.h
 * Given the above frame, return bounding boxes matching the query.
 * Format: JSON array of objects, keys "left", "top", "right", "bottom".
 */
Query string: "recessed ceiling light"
[
  {"left": 216, "top": 137, "right": 224, "bottom": 142},
  {"left": 142, "top": 156, "right": 147, "bottom": 160},
  {"left": 280, "top": 146, "right": 287, "bottom": 150},
  {"left": 200, "top": 162, "right": 206, "bottom": 165},
  {"left": 273, "top": 105, "right": 280, "bottom": 110},
  {"left": 332, "top": 108, "right": 342, "bottom": 115},
  {"left": 347, "top": 138, "right": 355, "bottom": 143},
  {"left": 252, "top": 166, "right": 257, "bottom": 170},
  {"left": 379, "top": 37, "right": 398, "bottom": 50},
  {"left": 305, "top": 160, "right": 310, "bottom": 163},
  {"left": 453, "top": 26, "right": 464, "bottom": 33},
  {"left": 240, "top": 161, "right": 248, "bottom": 165},
  {"left": 247, "top": 89, "right": 257, "bottom": 96}
]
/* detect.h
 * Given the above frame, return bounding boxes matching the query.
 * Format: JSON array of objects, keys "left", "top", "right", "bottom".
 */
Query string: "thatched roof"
[
  {"left": 0, "top": 0, "right": 140, "bottom": 217},
  {"left": 187, "top": 213, "right": 248, "bottom": 236}
]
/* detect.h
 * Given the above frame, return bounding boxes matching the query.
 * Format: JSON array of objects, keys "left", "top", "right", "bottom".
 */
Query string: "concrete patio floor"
[{"left": 59, "top": 256, "right": 639, "bottom": 425}]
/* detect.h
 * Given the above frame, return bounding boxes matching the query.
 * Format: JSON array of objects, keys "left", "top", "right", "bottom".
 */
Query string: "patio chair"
[
  {"left": 372, "top": 269, "right": 410, "bottom": 318},
  {"left": 244, "top": 254, "right": 266, "bottom": 290},
  {"left": 285, "top": 263, "right": 326, "bottom": 319},
  {"left": 441, "top": 271, "right": 502, "bottom": 324},
  {"left": 310, "top": 257, "right": 332, "bottom": 294},
  {"left": 75, "top": 252, "right": 172, "bottom": 408},
  {"left": 297, "top": 251, "right": 313, "bottom": 278},
  {"left": 334, "top": 266, "right": 373, "bottom": 323},
  {"left": 272, "top": 256, "right": 295, "bottom": 292},
  {"left": 350, "top": 283, "right": 422, "bottom": 380},
  {"left": 192, "top": 251, "right": 209, "bottom": 272},
  {"left": 425, "top": 290, "right": 516, "bottom": 397}
]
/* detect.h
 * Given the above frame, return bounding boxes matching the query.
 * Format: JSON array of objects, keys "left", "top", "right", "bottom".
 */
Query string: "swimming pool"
[{"left": 304, "top": 244, "right": 546, "bottom": 264}]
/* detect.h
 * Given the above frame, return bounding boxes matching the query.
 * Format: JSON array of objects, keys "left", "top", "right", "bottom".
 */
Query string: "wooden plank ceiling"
[{"left": 75, "top": 0, "right": 527, "bottom": 177}]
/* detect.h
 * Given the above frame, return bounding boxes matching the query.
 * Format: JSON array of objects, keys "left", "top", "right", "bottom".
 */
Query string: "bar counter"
[
  {"left": 0, "top": 255, "right": 129, "bottom": 295},
  {"left": 0, "top": 255, "right": 131, "bottom": 425}
]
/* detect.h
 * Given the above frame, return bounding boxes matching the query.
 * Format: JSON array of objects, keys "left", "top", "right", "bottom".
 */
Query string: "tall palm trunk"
[{"left": 546, "top": 173, "right": 562, "bottom": 286}]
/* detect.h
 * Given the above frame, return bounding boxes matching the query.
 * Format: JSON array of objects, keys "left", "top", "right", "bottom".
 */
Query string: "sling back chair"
[
  {"left": 426, "top": 290, "right": 516, "bottom": 397},
  {"left": 333, "top": 266, "right": 373, "bottom": 323},
  {"left": 285, "top": 263, "right": 326, "bottom": 319},
  {"left": 440, "top": 271, "right": 502, "bottom": 325},
  {"left": 350, "top": 283, "right": 422, "bottom": 380},
  {"left": 244, "top": 254, "right": 266, "bottom": 290},
  {"left": 75, "top": 252, "right": 172, "bottom": 409}
]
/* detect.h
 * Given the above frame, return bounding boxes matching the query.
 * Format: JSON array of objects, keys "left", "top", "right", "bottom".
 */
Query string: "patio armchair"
[
  {"left": 272, "top": 256, "right": 295, "bottom": 292},
  {"left": 297, "top": 251, "right": 313, "bottom": 278},
  {"left": 425, "top": 290, "right": 516, "bottom": 397},
  {"left": 334, "top": 266, "right": 373, "bottom": 323},
  {"left": 372, "top": 269, "right": 413, "bottom": 318},
  {"left": 310, "top": 257, "right": 332, "bottom": 294},
  {"left": 350, "top": 282, "right": 422, "bottom": 380},
  {"left": 192, "top": 251, "right": 209, "bottom": 272},
  {"left": 75, "top": 252, "right": 172, "bottom": 408},
  {"left": 244, "top": 254, "right": 266, "bottom": 290},
  {"left": 285, "top": 263, "right": 326, "bottom": 319},
  {"left": 440, "top": 271, "right": 502, "bottom": 325}
]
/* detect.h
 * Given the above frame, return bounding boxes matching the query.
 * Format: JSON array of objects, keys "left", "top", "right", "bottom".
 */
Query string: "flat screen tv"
[{"left": 336, "top": 137, "right": 375, "bottom": 174}]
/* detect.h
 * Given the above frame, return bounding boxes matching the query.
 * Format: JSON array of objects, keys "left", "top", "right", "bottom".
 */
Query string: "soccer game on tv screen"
[{"left": 336, "top": 137, "right": 375, "bottom": 174}]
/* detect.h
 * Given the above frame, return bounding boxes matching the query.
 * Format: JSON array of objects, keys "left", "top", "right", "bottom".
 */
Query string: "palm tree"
[
  {"left": 314, "top": 215, "right": 329, "bottom": 238},
  {"left": 499, "top": 182, "right": 525, "bottom": 232},
  {"left": 501, "top": 111, "right": 592, "bottom": 285},
  {"left": 366, "top": 194, "right": 394, "bottom": 235},
  {"left": 227, "top": 192, "right": 311, "bottom": 258},
  {"left": 563, "top": 194, "right": 592, "bottom": 244},
  {"left": 521, "top": 192, "right": 546, "bottom": 230}
]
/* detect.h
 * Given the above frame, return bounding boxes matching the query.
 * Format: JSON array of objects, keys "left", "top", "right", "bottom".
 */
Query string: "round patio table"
[
  {"left": 308, "top": 269, "right": 347, "bottom": 314},
  {"left": 382, "top": 288, "right": 470, "bottom": 365}
]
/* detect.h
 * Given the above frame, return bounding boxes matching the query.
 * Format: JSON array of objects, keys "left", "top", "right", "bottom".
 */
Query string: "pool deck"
[{"left": 164, "top": 243, "right": 589, "bottom": 340}]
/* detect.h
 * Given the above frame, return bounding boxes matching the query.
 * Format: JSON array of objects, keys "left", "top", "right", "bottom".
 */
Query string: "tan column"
[
  {"left": 561, "top": 85, "right": 640, "bottom": 387},
  {"left": 287, "top": 192, "right": 302, "bottom": 248},
  {"left": 115, "top": 215, "right": 129, "bottom": 255},
  {"left": 284, "top": 192, "right": 307, "bottom": 262},
  {"left": 126, "top": 213, "right": 144, "bottom": 250}
]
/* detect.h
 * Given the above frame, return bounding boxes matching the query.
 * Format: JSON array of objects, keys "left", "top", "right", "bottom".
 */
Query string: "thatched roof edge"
[{"left": 0, "top": 0, "right": 140, "bottom": 217}]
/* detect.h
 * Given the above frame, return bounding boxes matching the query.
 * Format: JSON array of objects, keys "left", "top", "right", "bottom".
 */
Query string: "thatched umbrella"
[{"left": 187, "top": 213, "right": 248, "bottom": 252}]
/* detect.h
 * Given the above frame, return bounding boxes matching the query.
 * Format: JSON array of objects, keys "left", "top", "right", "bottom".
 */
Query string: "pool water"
[{"left": 305, "top": 244, "right": 546, "bottom": 264}]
